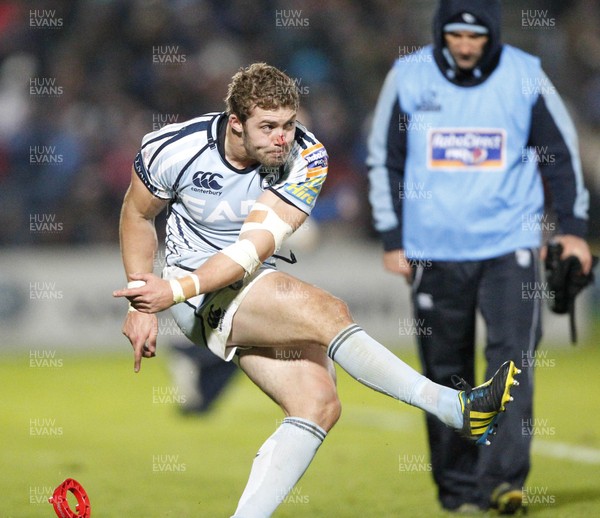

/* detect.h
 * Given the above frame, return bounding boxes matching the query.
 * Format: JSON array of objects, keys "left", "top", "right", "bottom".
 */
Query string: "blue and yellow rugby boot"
[{"left": 454, "top": 360, "right": 520, "bottom": 445}]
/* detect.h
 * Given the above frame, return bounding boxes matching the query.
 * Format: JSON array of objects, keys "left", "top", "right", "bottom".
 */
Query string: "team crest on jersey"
[
  {"left": 415, "top": 89, "right": 442, "bottom": 112},
  {"left": 260, "top": 165, "right": 282, "bottom": 188},
  {"left": 427, "top": 128, "right": 506, "bottom": 170}
]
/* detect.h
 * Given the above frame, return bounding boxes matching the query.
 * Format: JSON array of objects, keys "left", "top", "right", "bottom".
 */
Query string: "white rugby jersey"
[{"left": 134, "top": 112, "right": 328, "bottom": 270}]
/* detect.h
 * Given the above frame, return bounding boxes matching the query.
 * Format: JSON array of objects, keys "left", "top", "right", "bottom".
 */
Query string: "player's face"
[
  {"left": 444, "top": 31, "right": 489, "bottom": 71},
  {"left": 241, "top": 106, "right": 297, "bottom": 167}
]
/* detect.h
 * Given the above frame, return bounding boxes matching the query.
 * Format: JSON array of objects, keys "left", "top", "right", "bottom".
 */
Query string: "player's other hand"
[
  {"left": 113, "top": 272, "right": 174, "bottom": 313},
  {"left": 383, "top": 249, "right": 413, "bottom": 283},
  {"left": 121, "top": 311, "right": 158, "bottom": 373}
]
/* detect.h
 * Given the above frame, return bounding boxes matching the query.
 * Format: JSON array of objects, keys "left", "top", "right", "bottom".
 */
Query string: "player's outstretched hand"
[
  {"left": 113, "top": 272, "right": 174, "bottom": 313},
  {"left": 122, "top": 311, "right": 158, "bottom": 373}
]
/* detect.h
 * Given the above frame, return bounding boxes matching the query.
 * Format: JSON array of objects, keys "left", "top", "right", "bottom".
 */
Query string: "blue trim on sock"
[
  {"left": 283, "top": 417, "right": 327, "bottom": 442},
  {"left": 327, "top": 324, "right": 362, "bottom": 361}
]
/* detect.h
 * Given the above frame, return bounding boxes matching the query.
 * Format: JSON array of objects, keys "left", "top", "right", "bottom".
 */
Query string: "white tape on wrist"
[
  {"left": 169, "top": 278, "right": 186, "bottom": 304},
  {"left": 190, "top": 273, "right": 201, "bottom": 296},
  {"left": 127, "top": 280, "right": 146, "bottom": 312},
  {"left": 221, "top": 239, "right": 262, "bottom": 276}
]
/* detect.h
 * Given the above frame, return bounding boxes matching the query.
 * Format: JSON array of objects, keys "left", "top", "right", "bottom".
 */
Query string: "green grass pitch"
[{"left": 2, "top": 339, "right": 600, "bottom": 517}]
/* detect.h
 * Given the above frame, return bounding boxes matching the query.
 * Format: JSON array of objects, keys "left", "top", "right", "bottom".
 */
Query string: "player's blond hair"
[{"left": 225, "top": 63, "right": 299, "bottom": 122}]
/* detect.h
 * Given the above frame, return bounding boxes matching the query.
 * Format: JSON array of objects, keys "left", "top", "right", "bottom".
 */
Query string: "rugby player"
[{"left": 114, "top": 62, "right": 519, "bottom": 517}]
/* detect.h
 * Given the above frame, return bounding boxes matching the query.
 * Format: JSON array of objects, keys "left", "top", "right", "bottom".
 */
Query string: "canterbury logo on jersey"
[
  {"left": 206, "top": 305, "right": 225, "bottom": 330},
  {"left": 192, "top": 171, "right": 224, "bottom": 195},
  {"left": 427, "top": 128, "right": 506, "bottom": 170},
  {"left": 260, "top": 165, "right": 282, "bottom": 188}
]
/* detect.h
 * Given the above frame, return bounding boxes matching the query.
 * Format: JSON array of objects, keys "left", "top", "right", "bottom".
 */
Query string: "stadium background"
[{"left": 1, "top": 1, "right": 600, "bottom": 516}]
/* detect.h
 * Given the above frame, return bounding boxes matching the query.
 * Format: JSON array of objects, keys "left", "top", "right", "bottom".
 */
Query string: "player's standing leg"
[{"left": 230, "top": 345, "right": 339, "bottom": 518}]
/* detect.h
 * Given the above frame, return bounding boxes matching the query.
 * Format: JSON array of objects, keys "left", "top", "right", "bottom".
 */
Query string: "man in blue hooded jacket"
[{"left": 367, "top": 0, "right": 592, "bottom": 513}]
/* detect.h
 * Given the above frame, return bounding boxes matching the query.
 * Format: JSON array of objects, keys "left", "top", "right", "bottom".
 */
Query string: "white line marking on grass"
[
  {"left": 343, "top": 408, "right": 600, "bottom": 465},
  {"left": 341, "top": 407, "right": 600, "bottom": 465},
  {"left": 532, "top": 439, "right": 600, "bottom": 464}
]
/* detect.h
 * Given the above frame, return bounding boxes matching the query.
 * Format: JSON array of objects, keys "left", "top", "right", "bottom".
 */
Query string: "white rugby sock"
[
  {"left": 327, "top": 324, "right": 462, "bottom": 429},
  {"left": 231, "top": 417, "right": 325, "bottom": 518}
]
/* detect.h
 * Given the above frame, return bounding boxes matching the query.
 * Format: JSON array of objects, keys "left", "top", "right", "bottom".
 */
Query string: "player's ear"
[{"left": 229, "top": 113, "right": 244, "bottom": 134}]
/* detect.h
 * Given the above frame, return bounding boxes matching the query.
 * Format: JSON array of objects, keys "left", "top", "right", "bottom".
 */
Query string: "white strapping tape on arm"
[
  {"left": 127, "top": 280, "right": 146, "bottom": 312},
  {"left": 169, "top": 279, "right": 186, "bottom": 304},
  {"left": 169, "top": 273, "right": 201, "bottom": 304},
  {"left": 220, "top": 239, "right": 262, "bottom": 276},
  {"left": 240, "top": 202, "right": 293, "bottom": 252}
]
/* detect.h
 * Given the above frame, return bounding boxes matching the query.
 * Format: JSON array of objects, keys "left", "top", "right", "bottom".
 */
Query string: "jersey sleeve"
[
  {"left": 133, "top": 128, "right": 181, "bottom": 200},
  {"left": 269, "top": 130, "right": 328, "bottom": 215}
]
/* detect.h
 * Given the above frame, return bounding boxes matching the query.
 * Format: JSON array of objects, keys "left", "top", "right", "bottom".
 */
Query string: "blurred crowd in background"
[{"left": 1, "top": 0, "right": 599, "bottom": 245}]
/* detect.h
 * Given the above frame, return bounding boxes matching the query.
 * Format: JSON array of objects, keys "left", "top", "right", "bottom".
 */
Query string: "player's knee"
[
  {"left": 314, "top": 293, "right": 353, "bottom": 340},
  {"left": 310, "top": 387, "right": 342, "bottom": 432},
  {"left": 328, "top": 295, "right": 353, "bottom": 323},
  {"left": 287, "top": 381, "right": 341, "bottom": 432}
]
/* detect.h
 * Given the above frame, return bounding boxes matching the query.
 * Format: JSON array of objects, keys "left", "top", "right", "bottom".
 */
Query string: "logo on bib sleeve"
[{"left": 428, "top": 129, "right": 506, "bottom": 170}]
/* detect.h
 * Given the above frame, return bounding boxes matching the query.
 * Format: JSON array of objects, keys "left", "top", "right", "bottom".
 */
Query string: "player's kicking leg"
[
  {"left": 231, "top": 272, "right": 519, "bottom": 438},
  {"left": 228, "top": 272, "right": 519, "bottom": 516}
]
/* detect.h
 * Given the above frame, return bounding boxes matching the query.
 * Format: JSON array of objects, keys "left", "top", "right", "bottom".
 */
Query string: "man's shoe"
[
  {"left": 451, "top": 503, "right": 484, "bottom": 514},
  {"left": 454, "top": 360, "right": 520, "bottom": 445},
  {"left": 490, "top": 483, "right": 525, "bottom": 515}
]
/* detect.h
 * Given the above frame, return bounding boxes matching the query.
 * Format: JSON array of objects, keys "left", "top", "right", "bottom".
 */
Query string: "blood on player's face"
[
  {"left": 242, "top": 106, "right": 296, "bottom": 167},
  {"left": 444, "top": 31, "right": 489, "bottom": 71}
]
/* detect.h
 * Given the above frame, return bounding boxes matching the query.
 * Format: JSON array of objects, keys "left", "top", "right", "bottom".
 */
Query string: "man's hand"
[
  {"left": 113, "top": 273, "right": 174, "bottom": 313},
  {"left": 541, "top": 235, "right": 593, "bottom": 275},
  {"left": 121, "top": 310, "right": 158, "bottom": 373},
  {"left": 383, "top": 249, "right": 413, "bottom": 283}
]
